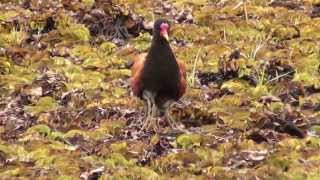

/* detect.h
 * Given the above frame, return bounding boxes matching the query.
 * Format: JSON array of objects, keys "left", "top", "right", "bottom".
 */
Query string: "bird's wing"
[
  {"left": 177, "top": 59, "right": 187, "bottom": 97},
  {"left": 130, "top": 53, "right": 147, "bottom": 97}
]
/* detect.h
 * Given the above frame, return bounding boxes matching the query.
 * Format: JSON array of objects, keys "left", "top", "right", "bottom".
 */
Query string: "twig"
[
  {"left": 188, "top": 48, "right": 201, "bottom": 87},
  {"left": 266, "top": 71, "right": 295, "bottom": 84},
  {"left": 223, "top": 26, "right": 227, "bottom": 41},
  {"left": 243, "top": 0, "right": 248, "bottom": 23}
]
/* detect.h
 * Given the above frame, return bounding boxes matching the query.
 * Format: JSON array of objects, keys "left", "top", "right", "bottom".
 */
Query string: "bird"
[{"left": 130, "top": 18, "right": 187, "bottom": 131}]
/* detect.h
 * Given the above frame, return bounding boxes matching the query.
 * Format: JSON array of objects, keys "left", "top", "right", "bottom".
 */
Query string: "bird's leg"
[
  {"left": 141, "top": 91, "right": 158, "bottom": 132},
  {"left": 141, "top": 91, "right": 152, "bottom": 130},
  {"left": 143, "top": 92, "right": 152, "bottom": 117},
  {"left": 151, "top": 100, "right": 160, "bottom": 117},
  {"left": 149, "top": 92, "right": 162, "bottom": 132},
  {"left": 151, "top": 100, "right": 162, "bottom": 131},
  {"left": 163, "top": 100, "right": 180, "bottom": 129},
  {"left": 143, "top": 95, "right": 151, "bottom": 119}
]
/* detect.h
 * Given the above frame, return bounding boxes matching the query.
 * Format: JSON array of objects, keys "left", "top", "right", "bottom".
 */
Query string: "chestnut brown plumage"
[{"left": 130, "top": 19, "right": 186, "bottom": 130}]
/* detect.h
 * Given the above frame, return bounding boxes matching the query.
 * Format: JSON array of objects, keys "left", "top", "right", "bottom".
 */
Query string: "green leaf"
[
  {"left": 64, "top": 129, "right": 90, "bottom": 139},
  {"left": 0, "top": 168, "right": 22, "bottom": 177},
  {"left": 221, "top": 80, "right": 250, "bottom": 93},
  {"left": 110, "top": 142, "right": 128, "bottom": 153},
  {"left": 176, "top": 134, "right": 202, "bottom": 149},
  {"left": 82, "top": 0, "right": 94, "bottom": 9},
  {"left": 105, "top": 153, "right": 135, "bottom": 168},
  {"left": 100, "top": 42, "right": 116, "bottom": 55},
  {"left": 0, "top": 11, "right": 19, "bottom": 21},
  {"left": 250, "top": 85, "right": 269, "bottom": 99},
  {"left": 57, "top": 175, "right": 77, "bottom": 180},
  {"left": 0, "top": 144, "right": 11, "bottom": 155},
  {"left": 25, "top": 124, "right": 52, "bottom": 137},
  {"left": 28, "top": 148, "right": 55, "bottom": 168},
  {"left": 25, "top": 97, "right": 58, "bottom": 115}
]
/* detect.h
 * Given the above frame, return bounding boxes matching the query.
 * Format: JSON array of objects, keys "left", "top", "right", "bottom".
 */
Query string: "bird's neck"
[{"left": 148, "top": 39, "right": 174, "bottom": 62}]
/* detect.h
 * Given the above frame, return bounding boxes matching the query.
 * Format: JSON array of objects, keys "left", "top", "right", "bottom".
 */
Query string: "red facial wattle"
[{"left": 160, "top": 23, "right": 169, "bottom": 41}]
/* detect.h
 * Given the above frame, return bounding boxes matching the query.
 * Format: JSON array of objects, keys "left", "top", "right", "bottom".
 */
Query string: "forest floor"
[{"left": 1, "top": 0, "right": 320, "bottom": 179}]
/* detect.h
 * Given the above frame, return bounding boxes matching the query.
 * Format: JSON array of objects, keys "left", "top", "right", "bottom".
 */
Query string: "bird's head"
[{"left": 154, "top": 19, "right": 170, "bottom": 42}]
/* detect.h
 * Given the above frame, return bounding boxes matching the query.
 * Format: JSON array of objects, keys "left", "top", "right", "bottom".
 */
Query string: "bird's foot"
[
  {"left": 162, "top": 100, "right": 180, "bottom": 129},
  {"left": 165, "top": 109, "right": 184, "bottom": 131},
  {"left": 140, "top": 116, "right": 159, "bottom": 133},
  {"left": 166, "top": 115, "right": 179, "bottom": 129}
]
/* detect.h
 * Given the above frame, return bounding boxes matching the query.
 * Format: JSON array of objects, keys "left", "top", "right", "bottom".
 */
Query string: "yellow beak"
[{"left": 162, "top": 31, "right": 169, "bottom": 41}]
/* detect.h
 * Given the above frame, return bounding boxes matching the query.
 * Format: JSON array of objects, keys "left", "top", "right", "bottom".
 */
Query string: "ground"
[{"left": 1, "top": 0, "right": 320, "bottom": 179}]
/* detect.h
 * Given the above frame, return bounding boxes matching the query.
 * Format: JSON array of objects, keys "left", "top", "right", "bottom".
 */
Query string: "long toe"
[
  {"left": 140, "top": 116, "right": 151, "bottom": 132},
  {"left": 140, "top": 116, "right": 160, "bottom": 133},
  {"left": 151, "top": 117, "right": 160, "bottom": 132},
  {"left": 165, "top": 109, "right": 181, "bottom": 129}
]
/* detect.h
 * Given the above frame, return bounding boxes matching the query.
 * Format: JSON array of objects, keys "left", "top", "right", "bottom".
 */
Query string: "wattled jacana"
[{"left": 130, "top": 19, "right": 187, "bottom": 131}]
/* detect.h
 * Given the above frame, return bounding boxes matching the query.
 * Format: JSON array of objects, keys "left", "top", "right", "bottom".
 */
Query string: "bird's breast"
[{"left": 141, "top": 58, "right": 180, "bottom": 91}]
